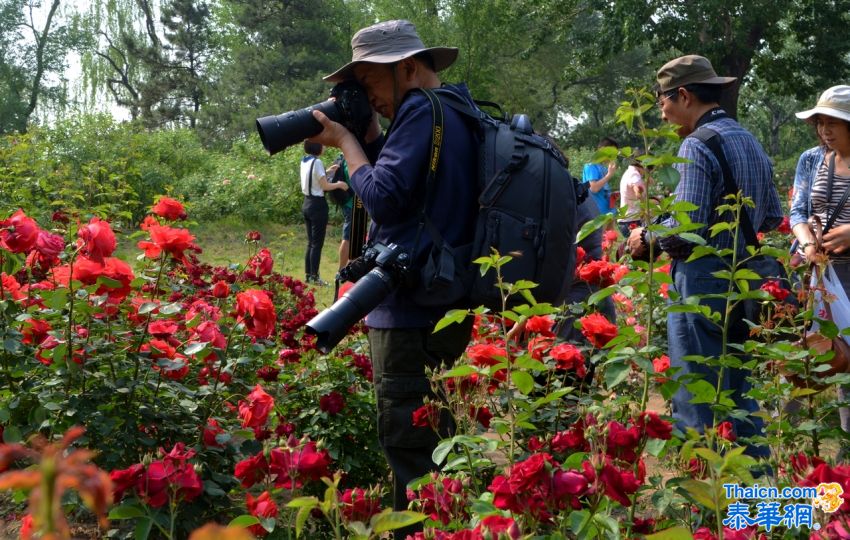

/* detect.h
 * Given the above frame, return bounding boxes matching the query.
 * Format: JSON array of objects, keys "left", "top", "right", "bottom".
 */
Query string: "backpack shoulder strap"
[{"left": 689, "top": 126, "right": 760, "bottom": 247}]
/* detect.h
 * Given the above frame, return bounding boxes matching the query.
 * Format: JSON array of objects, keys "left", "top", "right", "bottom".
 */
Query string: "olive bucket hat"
[
  {"left": 324, "top": 20, "right": 458, "bottom": 83},
  {"left": 656, "top": 55, "right": 737, "bottom": 93},
  {"left": 795, "top": 85, "right": 850, "bottom": 123}
]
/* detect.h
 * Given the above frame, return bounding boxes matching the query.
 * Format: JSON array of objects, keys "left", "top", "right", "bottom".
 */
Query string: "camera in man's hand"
[
  {"left": 256, "top": 80, "right": 373, "bottom": 155},
  {"left": 306, "top": 243, "right": 411, "bottom": 353}
]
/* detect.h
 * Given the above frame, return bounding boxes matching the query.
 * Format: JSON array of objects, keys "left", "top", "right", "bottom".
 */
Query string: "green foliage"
[{"left": 173, "top": 136, "right": 304, "bottom": 224}]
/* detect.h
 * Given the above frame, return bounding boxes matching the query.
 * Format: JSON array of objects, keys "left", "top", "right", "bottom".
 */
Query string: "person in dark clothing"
[
  {"left": 307, "top": 20, "right": 479, "bottom": 526},
  {"left": 300, "top": 141, "right": 348, "bottom": 286}
]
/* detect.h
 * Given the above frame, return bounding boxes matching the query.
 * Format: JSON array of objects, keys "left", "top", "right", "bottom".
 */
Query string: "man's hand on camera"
[{"left": 311, "top": 110, "right": 371, "bottom": 176}]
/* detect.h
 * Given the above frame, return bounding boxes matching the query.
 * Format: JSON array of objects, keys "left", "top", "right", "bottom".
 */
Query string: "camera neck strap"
[{"left": 409, "top": 88, "right": 446, "bottom": 255}]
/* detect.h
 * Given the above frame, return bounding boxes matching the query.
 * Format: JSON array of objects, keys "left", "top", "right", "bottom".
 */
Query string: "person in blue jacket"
[
  {"left": 582, "top": 137, "right": 619, "bottom": 215},
  {"left": 307, "top": 20, "right": 479, "bottom": 527}
]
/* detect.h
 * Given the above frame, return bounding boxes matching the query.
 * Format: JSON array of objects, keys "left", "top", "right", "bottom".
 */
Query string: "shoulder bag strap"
[
  {"left": 690, "top": 127, "right": 760, "bottom": 247},
  {"left": 822, "top": 153, "right": 850, "bottom": 236}
]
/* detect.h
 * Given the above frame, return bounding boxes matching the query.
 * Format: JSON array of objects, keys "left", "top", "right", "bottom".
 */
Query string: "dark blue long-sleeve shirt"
[{"left": 350, "top": 83, "right": 479, "bottom": 328}]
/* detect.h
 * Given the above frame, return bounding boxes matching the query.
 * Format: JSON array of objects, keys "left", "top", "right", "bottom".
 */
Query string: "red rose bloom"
[
  {"left": 525, "top": 315, "right": 555, "bottom": 336},
  {"left": 269, "top": 441, "right": 331, "bottom": 488},
  {"left": 636, "top": 411, "right": 673, "bottom": 440},
  {"left": 77, "top": 217, "right": 116, "bottom": 262},
  {"left": 236, "top": 289, "right": 276, "bottom": 339},
  {"left": 0, "top": 209, "right": 39, "bottom": 253},
  {"left": 599, "top": 460, "right": 641, "bottom": 506},
  {"left": 203, "top": 418, "right": 225, "bottom": 447},
  {"left": 652, "top": 355, "right": 670, "bottom": 373},
  {"left": 256, "top": 365, "right": 280, "bottom": 382},
  {"left": 246, "top": 491, "right": 279, "bottom": 537},
  {"left": 579, "top": 313, "right": 618, "bottom": 348},
  {"left": 760, "top": 279, "right": 789, "bottom": 302},
  {"left": 138, "top": 224, "right": 198, "bottom": 260},
  {"left": 238, "top": 384, "right": 275, "bottom": 429},
  {"left": 21, "top": 318, "right": 52, "bottom": 346},
  {"left": 466, "top": 343, "right": 507, "bottom": 367},
  {"left": 412, "top": 403, "right": 440, "bottom": 428},
  {"left": 152, "top": 196, "right": 187, "bottom": 220},
  {"left": 234, "top": 452, "right": 270, "bottom": 488},
  {"left": 319, "top": 391, "right": 345, "bottom": 415},
  {"left": 550, "top": 343, "right": 586, "bottom": 377},
  {"left": 110, "top": 463, "right": 145, "bottom": 501},
  {"left": 212, "top": 280, "right": 230, "bottom": 298},
  {"left": 340, "top": 487, "right": 382, "bottom": 523},
  {"left": 716, "top": 421, "right": 737, "bottom": 442},
  {"left": 476, "top": 515, "right": 520, "bottom": 539},
  {"left": 27, "top": 230, "right": 64, "bottom": 269}
]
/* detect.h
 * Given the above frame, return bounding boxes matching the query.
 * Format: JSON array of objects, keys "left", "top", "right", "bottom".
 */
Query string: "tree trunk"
[{"left": 22, "top": 0, "right": 60, "bottom": 132}]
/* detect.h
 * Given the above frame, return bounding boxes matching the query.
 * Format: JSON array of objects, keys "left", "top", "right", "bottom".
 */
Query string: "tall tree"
[
  {"left": 0, "top": 0, "right": 70, "bottom": 133},
  {"left": 597, "top": 0, "right": 850, "bottom": 118}
]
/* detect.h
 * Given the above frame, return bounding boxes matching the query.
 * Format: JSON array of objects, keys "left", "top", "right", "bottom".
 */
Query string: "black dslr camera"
[
  {"left": 306, "top": 243, "right": 411, "bottom": 353},
  {"left": 256, "top": 81, "right": 373, "bottom": 155}
]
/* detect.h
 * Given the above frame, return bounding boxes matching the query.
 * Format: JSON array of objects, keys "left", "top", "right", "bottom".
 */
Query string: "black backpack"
[
  {"left": 326, "top": 154, "right": 353, "bottom": 207},
  {"left": 412, "top": 88, "right": 586, "bottom": 310}
]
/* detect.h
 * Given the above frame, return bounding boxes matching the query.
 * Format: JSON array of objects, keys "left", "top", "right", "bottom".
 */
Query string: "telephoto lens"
[
  {"left": 305, "top": 267, "right": 397, "bottom": 354},
  {"left": 256, "top": 100, "right": 339, "bottom": 156}
]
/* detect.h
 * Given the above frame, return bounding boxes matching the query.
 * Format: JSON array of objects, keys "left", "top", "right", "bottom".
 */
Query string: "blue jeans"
[{"left": 668, "top": 256, "right": 769, "bottom": 458}]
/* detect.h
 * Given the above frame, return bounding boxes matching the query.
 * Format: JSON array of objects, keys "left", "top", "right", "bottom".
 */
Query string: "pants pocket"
[{"left": 379, "top": 374, "right": 438, "bottom": 449}]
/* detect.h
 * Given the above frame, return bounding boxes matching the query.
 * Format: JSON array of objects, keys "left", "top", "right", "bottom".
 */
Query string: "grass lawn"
[{"left": 120, "top": 216, "right": 348, "bottom": 308}]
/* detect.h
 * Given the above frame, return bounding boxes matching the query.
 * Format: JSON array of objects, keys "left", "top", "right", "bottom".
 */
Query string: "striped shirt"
[
  {"left": 811, "top": 159, "right": 850, "bottom": 261},
  {"left": 658, "top": 115, "right": 783, "bottom": 259}
]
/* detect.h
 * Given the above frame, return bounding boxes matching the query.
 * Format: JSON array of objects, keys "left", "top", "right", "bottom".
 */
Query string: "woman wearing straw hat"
[{"left": 790, "top": 85, "right": 850, "bottom": 453}]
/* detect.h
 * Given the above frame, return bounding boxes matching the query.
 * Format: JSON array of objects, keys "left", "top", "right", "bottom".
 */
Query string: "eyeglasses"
[{"left": 656, "top": 91, "right": 677, "bottom": 107}]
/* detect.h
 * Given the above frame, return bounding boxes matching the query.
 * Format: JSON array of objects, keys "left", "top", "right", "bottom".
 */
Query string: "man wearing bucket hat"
[
  {"left": 628, "top": 55, "right": 783, "bottom": 459},
  {"left": 789, "top": 85, "right": 850, "bottom": 458},
  {"left": 308, "top": 20, "right": 479, "bottom": 517}
]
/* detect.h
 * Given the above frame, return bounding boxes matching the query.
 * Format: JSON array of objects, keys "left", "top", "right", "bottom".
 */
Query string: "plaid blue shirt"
[{"left": 658, "top": 115, "right": 783, "bottom": 259}]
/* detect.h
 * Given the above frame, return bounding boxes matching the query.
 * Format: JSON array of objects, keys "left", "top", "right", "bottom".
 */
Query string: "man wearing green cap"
[
  {"left": 308, "top": 20, "right": 478, "bottom": 519},
  {"left": 628, "top": 55, "right": 783, "bottom": 459}
]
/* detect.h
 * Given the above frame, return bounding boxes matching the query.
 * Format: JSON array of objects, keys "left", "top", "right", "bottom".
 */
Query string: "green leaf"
[
  {"left": 686, "top": 380, "right": 717, "bottom": 404},
  {"left": 108, "top": 504, "right": 146, "bottom": 520},
  {"left": 287, "top": 496, "right": 319, "bottom": 509},
  {"left": 3, "top": 425, "right": 22, "bottom": 443},
  {"left": 440, "top": 365, "right": 478, "bottom": 378},
  {"left": 679, "top": 479, "right": 718, "bottom": 511},
  {"left": 134, "top": 517, "right": 153, "bottom": 540},
  {"left": 433, "top": 309, "right": 469, "bottom": 333},
  {"left": 295, "top": 505, "right": 312, "bottom": 538},
  {"left": 646, "top": 526, "right": 694, "bottom": 540},
  {"left": 184, "top": 342, "right": 208, "bottom": 355},
  {"left": 138, "top": 302, "right": 158, "bottom": 315},
  {"left": 228, "top": 515, "right": 261, "bottom": 528},
  {"left": 604, "top": 360, "right": 630, "bottom": 389},
  {"left": 371, "top": 510, "right": 427, "bottom": 534},
  {"left": 511, "top": 371, "right": 534, "bottom": 394},
  {"left": 432, "top": 439, "right": 454, "bottom": 466}
]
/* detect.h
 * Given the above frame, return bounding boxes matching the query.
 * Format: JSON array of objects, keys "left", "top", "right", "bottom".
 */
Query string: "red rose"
[
  {"left": 636, "top": 411, "right": 673, "bottom": 440},
  {"left": 256, "top": 365, "right": 280, "bottom": 382},
  {"left": 471, "top": 406, "right": 492, "bottom": 428},
  {"left": 234, "top": 452, "right": 269, "bottom": 488},
  {"left": 191, "top": 320, "right": 227, "bottom": 349},
  {"left": 552, "top": 469, "right": 590, "bottom": 497},
  {"left": 778, "top": 215, "right": 792, "bottom": 234},
  {"left": 277, "top": 348, "right": 301, "bottom": 364},
  {"left": 138, "top": 224, "right": 198, "bottom": 260},
  {"left": 246, "top": 230, "right": 262, "bottom": 242},
  {"left": 212, "top": 280, "right": 230, "bottom": 298},
  {"left": 760, "top": 279, "right": 789, "bottom": 302},
  {"left": 466, "top": 343, "right": 507, "bottom": 367},
  {"left": 77, "top": 217, "right": 116, "bottom": 261},
  {"left": 599, "top": 460, "right": 641, "bottom": 506},
  {"left": 606, "top": 420, "right": 641, "bottom": 463},
  {"left": 476, "top": 515, "right": 520, "bottom": 539},
  {"left": 248, "top": 248, "right": 274, "bottom": 277},
  {"left": 238, "top": 384, "right": 274, "bottom": 429},
  {"left": 21, "top": 318, "right": 52, "bottom": 346},
  {"left": 549, "top": 343, "right": 586, "bottom": 377},
  {"left": 148, "top": 320, "right": 179, "bottom": 337},
  {"left": 716, "top": 421, "right": 737, "bottom": 442},
  {"left": 551, "top": 422, "right": 589, "bottom": 453},
  {"left": 27, "top": 230, "right": 64, "bottom": 269},
  {"left": 110, "top": 463, "right": 144, "bottom": 502},
  {"left": 579, "top": 313, "right": 618, "bottom": 348},
  {"left": 412, "top": 403, "right": 440, "bottom": 428},
  {"left": 246, "top": 491, "right": 279, "bottom": 537},
  {"left": 236, "top": 289, "right": 276, "bottom": 339},
  {"left": 652, "top": 355, "right": 670, "bottom": 374},
  {"left": 269, "top": 441, "right": 331, "bottom": 488},
  {"left": 525, "top": 315, "right": 555, "bottom": 336},
  {"left": 340, "top": 487, "right": 382, "bottom": 523},
  {"left": 319, "top": 391, "right": 345, "bottom": 415},
  {"left": 19, "top": 514, "right": 33, "bottom": 540},
  {"left": 508, "top": 452, "right": 555, "bottom": 493},
  {"left": 575, "top": 246, "right": 586, "bottom": 264},
  {"left": 152, "top": 196, "right": 187, "bottom": 220},
  {"left": 203, "top": 418, "right": 225, "bottom": 447},
  {"left": 0, "top": 209, "right": 39, "bottom": 253}
]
